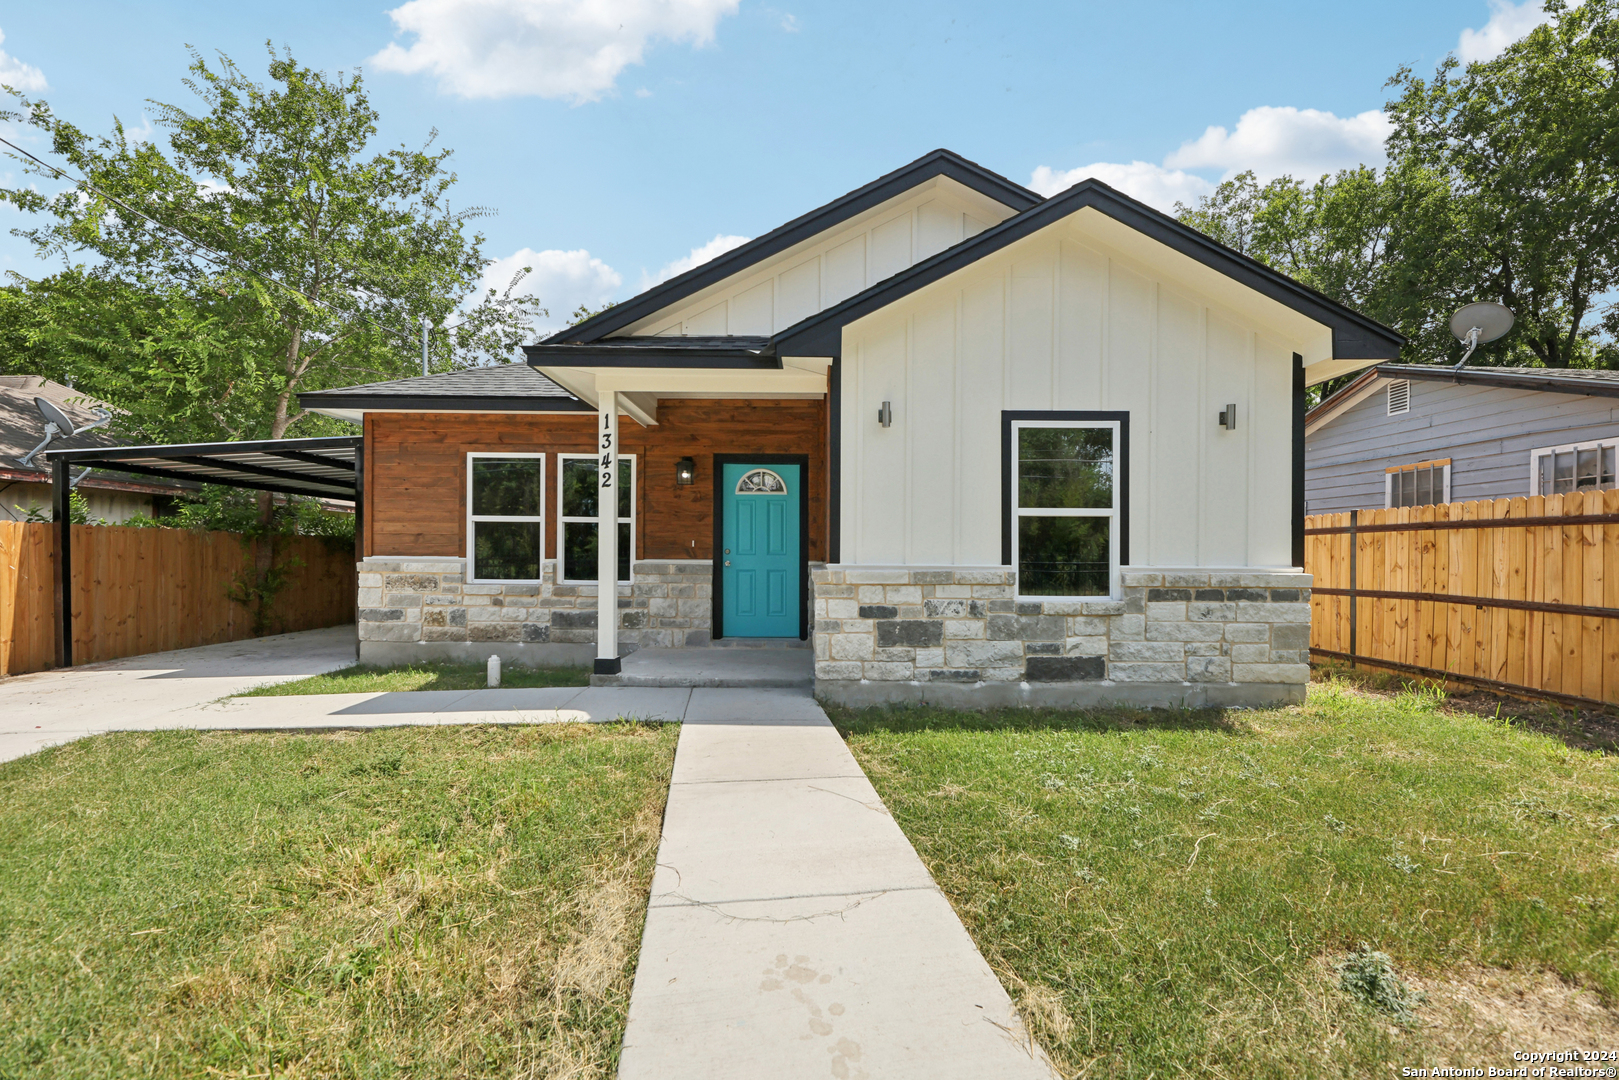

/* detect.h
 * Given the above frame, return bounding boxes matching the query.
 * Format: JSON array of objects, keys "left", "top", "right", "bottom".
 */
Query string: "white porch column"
[{"left": 595, "top": 390, "right": 620, "bottom": 674}]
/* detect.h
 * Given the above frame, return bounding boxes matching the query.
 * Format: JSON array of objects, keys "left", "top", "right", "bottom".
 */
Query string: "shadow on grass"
[{"left": 825, "top": 702, "right": 1249, "bottom": 737}]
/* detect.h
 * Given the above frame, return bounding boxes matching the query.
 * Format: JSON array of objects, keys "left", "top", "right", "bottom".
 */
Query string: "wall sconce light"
[
  {"left": 675, "top": 457, "right": 696, "bottom": 485},
  {"left": 878, "top": 401, "right": 893, "bottom": 428},
  {"left": 1218, "top": 403, "right": 1237, "bottom": 430}
]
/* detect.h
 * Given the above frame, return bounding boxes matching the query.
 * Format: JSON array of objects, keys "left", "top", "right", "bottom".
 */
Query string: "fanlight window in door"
[{"left": 735, "top": 469, "right": 787, "bottom": 495}]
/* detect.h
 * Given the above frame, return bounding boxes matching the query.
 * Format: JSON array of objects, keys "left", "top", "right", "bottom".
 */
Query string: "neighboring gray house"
[{"left": 1306, "top": 364, "right": 1619, "bottom": 514}]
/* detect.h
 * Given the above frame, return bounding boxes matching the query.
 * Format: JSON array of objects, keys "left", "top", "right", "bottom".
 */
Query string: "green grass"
[
  {"left": 237, "top": 661, "right": 592, "bottom": 696},
  {"left": 831, "top": 679, "right": 1619, "bottom": 1078},
  {"left": 0, "top": 722, "right": 678, "bottom": 1079}
]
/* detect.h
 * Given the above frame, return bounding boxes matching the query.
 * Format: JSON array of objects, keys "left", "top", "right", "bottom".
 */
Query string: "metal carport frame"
[{"left": 42, "top": 436, "right": 362, "bottom": 667}]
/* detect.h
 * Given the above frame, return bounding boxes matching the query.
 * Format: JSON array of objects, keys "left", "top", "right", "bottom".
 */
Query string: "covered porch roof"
[{"left": 523, "top": 336, "right": 831, "bottom": 428}]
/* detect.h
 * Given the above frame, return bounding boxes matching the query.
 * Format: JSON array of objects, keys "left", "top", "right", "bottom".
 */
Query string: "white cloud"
[
  {"left": 479, "top": 247, "right": 623, "bottom": 333},
  {"left": 369, "top": 0, "right": 740, "bottom": 102},
  {"left": 1033, "top": 104, "right": 1392, "bottom": 213},
  {"left": 1029, "top": 161, "right": 1213, "bottom": 212},
  {"left": 640, "top": 233, "right": 750, "bottom": 289},
  {"left": 1457, "top": 0, "right": 1558, "bottom": 64},
  {"left": 0, "top": 29, "right": 46, "bottom": 93},
  {"left": 780, "top": 12, "right": 800, "bottom": 32},
  {"left": 1165, "top": 106, "right": 1391, "bottom": 182}
]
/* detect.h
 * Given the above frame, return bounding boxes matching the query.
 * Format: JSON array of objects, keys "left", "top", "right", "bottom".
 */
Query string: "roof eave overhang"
[
  {"left": 769, "top": 180, "right": 1404, "bottom": 381},
  {"left": 547, "top": 150, "right": 1043, "bottom": 345}
]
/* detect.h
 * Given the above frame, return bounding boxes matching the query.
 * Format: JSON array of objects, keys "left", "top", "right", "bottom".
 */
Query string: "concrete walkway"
[
  {"left": 618, "top": 704, "right": 1055, "bottom": 1079},
  {"left": 593, "top": 645, "right": 813, "bottom": 688},
  {"left": 0, "top": 625, "right": 358, "bottom": 763}
]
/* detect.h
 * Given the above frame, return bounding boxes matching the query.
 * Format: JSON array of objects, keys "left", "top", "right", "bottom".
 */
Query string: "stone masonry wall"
[
  {"left": 356, "top": 557, "right": 713, "bottom": 660},
  {"left": 811, "top": 567, "right": 1312, "bottom": 708}
]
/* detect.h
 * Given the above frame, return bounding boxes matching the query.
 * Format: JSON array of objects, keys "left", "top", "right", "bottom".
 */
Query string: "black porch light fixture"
[{"left": 675, "top": 456, "right": 696, "bottom": 485}]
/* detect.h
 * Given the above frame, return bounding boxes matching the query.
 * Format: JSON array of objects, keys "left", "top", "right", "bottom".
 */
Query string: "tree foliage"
[
  {"left": 1177, "top": 0, "right": 1619, "bottom": 370},
  {"left": 0, "top": 46, "right": 544, "bottom": 442}
]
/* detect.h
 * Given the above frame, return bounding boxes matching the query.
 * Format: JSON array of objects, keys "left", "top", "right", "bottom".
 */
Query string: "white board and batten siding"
[
  {"left": 840, "top": 228, "right": 1301, "bottom": 570},
  {"left": 624, "top": 178, "right": 1016, "bottom": 338}
]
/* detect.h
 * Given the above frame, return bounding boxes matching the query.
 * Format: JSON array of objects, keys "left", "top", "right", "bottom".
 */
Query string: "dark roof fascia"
[
  {"left": 1377, "top": 363, "right": 1619, "bottom": 400},
  {"left": 772, "top": 179, "right": 1406, "bottom": 361},
  {"left": 546, "top": 150, "right": 1043, "bottom": 345},
  {"left": 61, "top": 458, "right": 352, "bottom": 501},
  {"left": 44, "top": 435, "right": 362, "bottom": 464},
  {"left": 523, "top": 343, "right": 780, "bottom": 371},
  {"left": 298, "top": 392, "right": 593, "bottom": 413}
]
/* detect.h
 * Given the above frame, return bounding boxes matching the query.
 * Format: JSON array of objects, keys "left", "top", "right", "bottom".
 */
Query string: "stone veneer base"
[
  {"left": 816, "top": 678, "right": 1305, "bottom": 711},
  {"left": 359, "top": 640, "right": 595, "bottom": 669}
]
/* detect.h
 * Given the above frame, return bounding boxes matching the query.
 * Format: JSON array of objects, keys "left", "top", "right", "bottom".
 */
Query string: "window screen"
[
  {"left": 1534, "top": 440, "right": 1618, "bottom": 496},
  {"left": 466, "top": 455, "right": 545, "bottom": 581},
  {"left": 558, "top": 454, "right": 634, "bottom": 583},
  {"left": 1011, "top": 423, "right": 1118, "bottom": 597}
]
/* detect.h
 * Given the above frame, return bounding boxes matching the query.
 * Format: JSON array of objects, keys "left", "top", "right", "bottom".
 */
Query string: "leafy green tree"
[
  {"left": 1177, "top": 0, "right": 1619, "bottom": 370},
  {"left": 1, "top": 45, "right": 543, "bottom": 442}
]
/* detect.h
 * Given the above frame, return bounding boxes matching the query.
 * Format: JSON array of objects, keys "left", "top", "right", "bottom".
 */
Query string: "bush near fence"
[
  {"left": 0, "top": 522, "right": 355, "bottom": 676},
  {"left": 1305, "top": 489, "right": 1619, "bottom": 708}
]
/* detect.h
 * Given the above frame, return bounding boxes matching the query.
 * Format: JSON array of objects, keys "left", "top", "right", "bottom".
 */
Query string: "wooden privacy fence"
[
  {"left": 1304, "top": 490, "right": 1619, "bottom": 708},
  {"left": 0, "top": 522, "right": 355, "bottom": 677}
]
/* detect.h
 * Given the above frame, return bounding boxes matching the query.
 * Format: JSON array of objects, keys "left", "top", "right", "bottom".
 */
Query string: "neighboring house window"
[
  {"left": 466, "top": 453, "right": 545, "bottom": 582},
  {"left": 1531, "top": 438, "right": 1618, "bottom": 496},
  {"left": 1387, "top": 380, "right": 1410, "bottom": 415},
  {"left": 1005, "top": 415, "right": 1125, "bottom": 598},
  {"left": 558, "top": 453, "right": 635, "bottom": 584},
  {"left": 1386, "top": 458, "right": 1450, "bottom": 508}
]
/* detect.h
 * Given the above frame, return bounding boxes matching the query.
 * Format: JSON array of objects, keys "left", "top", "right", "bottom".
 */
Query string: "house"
[
  {"left": 1305, "top": 363, "right": 1619, "bottom": 514},
  {"left": 300, "top": 149, "right": 1403, "bottom": 708},
  {"left": 1, "top": 376, "right": 193, "bottom": 523}
]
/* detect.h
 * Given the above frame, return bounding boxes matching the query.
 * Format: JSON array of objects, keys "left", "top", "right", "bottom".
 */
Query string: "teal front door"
[{"left": 721, "top": 463, "right": 800, "bottom": 637}]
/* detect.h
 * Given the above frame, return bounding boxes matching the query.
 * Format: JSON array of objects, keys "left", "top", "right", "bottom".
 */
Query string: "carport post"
[
  {"left": 52, "top": 457, "right": 72, "bottom": 668},
  {"left": 595, "top": 391, "right": 620, "bottom": 675}
]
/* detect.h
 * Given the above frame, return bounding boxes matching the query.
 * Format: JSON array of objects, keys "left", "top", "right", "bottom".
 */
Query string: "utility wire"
[{"left": 0, "top": 134, "right": 486, "bottom": 349}]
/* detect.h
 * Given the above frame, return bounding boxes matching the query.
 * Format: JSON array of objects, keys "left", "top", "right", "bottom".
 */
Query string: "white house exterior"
[{"left": 303, "top": 150, "right": 1403, "bottom": 708}]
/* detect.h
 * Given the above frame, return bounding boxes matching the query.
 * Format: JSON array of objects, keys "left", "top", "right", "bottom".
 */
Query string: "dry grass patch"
[{"left": 0, "top": 722, "right": 677, "bottom": 1078}]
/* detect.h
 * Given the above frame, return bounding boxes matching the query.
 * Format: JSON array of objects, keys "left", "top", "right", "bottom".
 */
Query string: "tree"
[
  {"left": 0, "top": 45, "right": 543, "bottom": 442},
  {"left": 1176, "top": 0, "right": 1619, "bottom": 370}
]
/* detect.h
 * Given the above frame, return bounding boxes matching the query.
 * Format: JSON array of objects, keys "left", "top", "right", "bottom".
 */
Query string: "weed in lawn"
[
  {"left": 238, "top": 660, "right": 592, "bottom": 696},
  {"left": 0, "top": 722, "right": 677, "bottom": 1078},
  {"left": 1339, "top": 943, "right": 1425, "bottom": 1024},
  {"left": 831, "top": 683, "right": 1619, "bottom": 1078}
]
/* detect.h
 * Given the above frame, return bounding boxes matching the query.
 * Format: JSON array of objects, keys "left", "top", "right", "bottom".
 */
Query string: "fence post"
[
  {"left": 52, "top": 458, "right": 72, "bottom": 668},
  {"left": 1348, "top": 509, "right": 1358, "bottom": 670}
]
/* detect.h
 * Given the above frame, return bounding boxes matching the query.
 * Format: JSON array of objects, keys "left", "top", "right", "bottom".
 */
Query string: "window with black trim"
[
  {"left": 466, "top": 453, "right": 545, "bottom": 582},
  {"left": 1386, "top": 458, "right": 1449, "bottom": 508},
  {"left": 1009, "top": 420, "right": 1120, "bottom": 597},
  {"left": 558, "top": 453, "right": 635, "bottom": 583}
]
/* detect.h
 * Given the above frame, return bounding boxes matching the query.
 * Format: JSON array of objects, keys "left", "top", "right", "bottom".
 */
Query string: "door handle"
[{"left": 724, "top": 560, "right": 731, "bottom": 566}]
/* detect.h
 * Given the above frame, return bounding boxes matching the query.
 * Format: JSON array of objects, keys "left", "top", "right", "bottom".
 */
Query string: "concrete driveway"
[{"left": 0, "top": 624, "right": 357, "bottom": 763}]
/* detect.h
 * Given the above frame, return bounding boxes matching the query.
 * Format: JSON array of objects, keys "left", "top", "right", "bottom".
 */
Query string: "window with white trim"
[
  {"left": 466, "top": 453, "right": 545, "bottom": 582},
  {"left": 1531, "top": 438, "right": 1618, "bottom": 496},
  {"left": 558, "top": 453, "right": 635, "bottom": 584},
  {"left": 1010, "top": 420, "right": 1120, "bottom": 598},
  {"left": 1386, "top": 458, "right": 1450, "bottom": 508}
]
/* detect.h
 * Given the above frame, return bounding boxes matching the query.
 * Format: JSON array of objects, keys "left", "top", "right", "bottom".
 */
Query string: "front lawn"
[
  {"left": 832, "top": 680, "right": 1619, "bottom": 1078},
  {"left": 0, "top": 723, "right": 677, "bottom": 1078},
  {"left": 238, "top": 661, "right": 593, "bottom": 696}
]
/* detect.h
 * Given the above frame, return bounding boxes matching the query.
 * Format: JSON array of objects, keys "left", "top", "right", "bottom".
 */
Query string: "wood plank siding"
[
  {"left": 1307, "top": 377, "right": 1619, "bottom": 514},
  {"left": 363, "top": 399, "right": 829, "bottom": 561}
]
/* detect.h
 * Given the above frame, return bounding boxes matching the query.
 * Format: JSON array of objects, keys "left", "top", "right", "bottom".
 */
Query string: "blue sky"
[{"left": 0, "top": 0, "right": 1557, "bottom": 332}]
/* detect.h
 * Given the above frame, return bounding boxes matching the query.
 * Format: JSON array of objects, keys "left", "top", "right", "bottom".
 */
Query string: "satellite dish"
[
  {"left": 16, "top": 395, "right": 114, "bottom": 473},
  {"left": 1449, "top": 302, "right": 1514, "bottom": 370},
  {"left": 1450, "top": 302, "right": 1515, "bottom": 345},
  {"left": 34, "top": 396, "right": 76, "bottom": 435}
]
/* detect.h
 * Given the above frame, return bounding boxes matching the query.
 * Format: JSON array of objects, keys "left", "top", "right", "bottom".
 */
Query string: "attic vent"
[{"left": 1387, "top": 380, "right": 1411, "bottom": 416}]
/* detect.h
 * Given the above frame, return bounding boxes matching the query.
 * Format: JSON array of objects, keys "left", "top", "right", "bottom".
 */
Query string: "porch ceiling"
[{"left": 532, "top": 360, "right": 832, "bottom": 427}]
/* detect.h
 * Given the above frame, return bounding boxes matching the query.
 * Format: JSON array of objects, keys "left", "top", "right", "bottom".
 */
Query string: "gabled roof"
[
  {"left": 1307, "top": 362, "right": 1619, "bottom": 434},
  {"left": 548, "top": 149, "right": 1042, "bottom": 344},
  {"left": 299, "top": 363, "right": 589, "bottom": 418},
  {"left": 770, "top": 177, "right": 1405, "bottom": 363}
]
